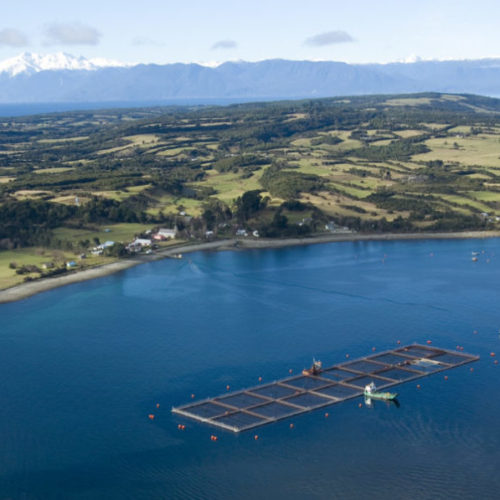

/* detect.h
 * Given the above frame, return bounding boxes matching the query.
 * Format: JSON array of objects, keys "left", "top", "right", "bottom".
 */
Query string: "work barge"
[{"left": 172, "top": 344, "right": 479, "bottom": 433}]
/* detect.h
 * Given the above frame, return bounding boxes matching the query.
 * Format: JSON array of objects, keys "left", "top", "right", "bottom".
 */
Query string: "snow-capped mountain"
[
  {"left": 0, "top": 52, "right": 128, "bottom": 77},
  {"left": 0, "top": 52, "right": 499, "bottom": 104}
]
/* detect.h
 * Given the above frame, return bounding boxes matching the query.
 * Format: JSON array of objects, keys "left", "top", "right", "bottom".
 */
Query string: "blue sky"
[{"left": 0, "top": 0, "right": 498, "bottom": 64}]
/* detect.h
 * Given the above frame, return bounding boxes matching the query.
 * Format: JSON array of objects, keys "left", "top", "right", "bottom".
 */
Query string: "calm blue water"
[{"left": 1, "top": 238, "right": 499, "bottom": 500}]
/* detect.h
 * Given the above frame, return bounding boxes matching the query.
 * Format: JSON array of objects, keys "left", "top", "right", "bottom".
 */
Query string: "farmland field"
[{"left": 1, "top": 92, "right": 500, "bottom": 289}]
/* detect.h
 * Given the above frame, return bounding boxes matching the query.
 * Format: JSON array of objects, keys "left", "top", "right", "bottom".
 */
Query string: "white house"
[
  {"left": 97, "top": 240, "right": 115, "bottom": 250},
  {"left": 153, "top": 228, "right": 177, "bottom": 240},
  {"left": 132, "top": 238, "right": 152, "bottom": 247}
]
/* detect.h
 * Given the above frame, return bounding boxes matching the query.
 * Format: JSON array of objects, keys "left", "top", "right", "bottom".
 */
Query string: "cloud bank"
[
  {"left": 304, "top": 30, "right": 354, "bottom": 47},
  {"left": 44, "top": 23, "right": 101, "bottom": 46},
  {"left": 0, "top": 28, "right": 29, "bottom": 47},
  {"left": 211, "top": 39, "right": 237, "bottom": 50}
]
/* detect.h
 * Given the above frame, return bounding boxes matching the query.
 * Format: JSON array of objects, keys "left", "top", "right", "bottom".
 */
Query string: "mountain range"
[{"left": 0, "top": 52, "right": 499, "bottom": 104}]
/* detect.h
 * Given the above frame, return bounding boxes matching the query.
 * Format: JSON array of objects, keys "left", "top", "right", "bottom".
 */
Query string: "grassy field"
[
  {"left": 415, "top": 135, "right": 500, "bottom": 167},
  {"left": 52, "top": 223, "right": 153, "bottom": 245},
  {"left": 0, "top": 248, "right": 86, "bottom": 290}
]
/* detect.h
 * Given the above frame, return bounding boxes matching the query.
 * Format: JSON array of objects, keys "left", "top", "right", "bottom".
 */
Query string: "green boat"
[{"left": 364, "top": 382, "right": 398, "bottom": 400}]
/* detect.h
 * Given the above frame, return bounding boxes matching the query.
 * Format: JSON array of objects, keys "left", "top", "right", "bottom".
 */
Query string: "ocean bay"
[{"left": 1, "top": 238, "right": 499, "bottom": 499}]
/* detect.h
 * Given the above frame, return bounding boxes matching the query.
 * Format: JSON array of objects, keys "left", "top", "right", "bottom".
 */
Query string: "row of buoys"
[
  {"left": 210, "top": 435, "right": 218, "bottom": 441},
  {"left": 456, "top": 345, "right": 464, "bottom": 351},
  {"left": 177, "top": 424, "right": 186, "bottom": 430}
]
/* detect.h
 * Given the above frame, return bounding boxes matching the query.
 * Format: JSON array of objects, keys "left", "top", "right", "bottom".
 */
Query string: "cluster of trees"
[
  {"left": 353, "top": 138, "right": 429, "bottom": 161},
  {"left": 260, "top": 162, "right": 324, "bottom": 199}
]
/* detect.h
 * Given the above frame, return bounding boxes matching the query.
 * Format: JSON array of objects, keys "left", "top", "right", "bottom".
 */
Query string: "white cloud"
[
  {"left": 211, "top": 39, "right": 238, "bottom": 50},
  {"left": 43, "top": 23, "right": 101, "bottom": 46},
  {"left": 0, "top": 28, "right": 29, "bottom": 47},
  {"left": 304, "top": 30, "right": 354, "bottom": 47}
]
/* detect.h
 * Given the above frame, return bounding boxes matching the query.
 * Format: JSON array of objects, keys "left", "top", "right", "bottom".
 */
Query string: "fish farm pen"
[{"left": 172, "top": 344, "right": 479, "bottom": 433}]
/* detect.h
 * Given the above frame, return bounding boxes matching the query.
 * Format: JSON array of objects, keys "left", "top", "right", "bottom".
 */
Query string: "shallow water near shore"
[{"left": 1, "top": 238, "right": 499, "bottom": 499}]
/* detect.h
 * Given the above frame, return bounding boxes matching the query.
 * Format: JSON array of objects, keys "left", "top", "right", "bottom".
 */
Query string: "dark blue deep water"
[{"left": 1, "top": 238, "right": 500, "bottom": 499}]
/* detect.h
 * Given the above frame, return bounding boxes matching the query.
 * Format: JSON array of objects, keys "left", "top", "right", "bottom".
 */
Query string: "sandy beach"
[{"left": 1, "top": 230, "right": 499, "bottom": 304}]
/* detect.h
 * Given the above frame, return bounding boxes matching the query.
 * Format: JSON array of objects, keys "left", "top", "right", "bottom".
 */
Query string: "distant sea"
[
  {"left": 1, "top": 238, "right": 499, "bottom": 499},
  {"left": 0, "top": 98, "right": 270, "bottom": 117}
]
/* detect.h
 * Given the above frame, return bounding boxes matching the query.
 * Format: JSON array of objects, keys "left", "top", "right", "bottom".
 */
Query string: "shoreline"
[{"left": 1, "top": 230, "right": 499, "bottom": 304}]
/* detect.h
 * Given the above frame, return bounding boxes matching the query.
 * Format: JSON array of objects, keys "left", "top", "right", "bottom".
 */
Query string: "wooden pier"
[{"left": 171, "top": 344, "right": 479, "bottom": 433}]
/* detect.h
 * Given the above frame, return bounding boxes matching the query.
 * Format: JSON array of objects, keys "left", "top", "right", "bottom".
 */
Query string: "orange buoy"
[
  {"left": 289, "top": 423, "right": 294, "bottom": 429},
  {"left": 226, "top": 385, "right": 230, "bottom": 390},
  {"left": 456, "top": 345, "right": 460, "bottom": 350},
  {"left": 156, "top": 403, "right": 160, "bottom": 408},
  {"left": 416, "top": 384, "right": 421, "bottom": 389},
  {"left": 345, "top": 354, "right": 350, "bottom": 359},
  {"left": 490, "top": 352, "right": 496, "bottom": 357},
  {"left": 470, "top": 367, "right": 474, "bottom": 372},
  {"left": 325, "top": 412, "right": 329, "bottom": 418},
  {"left": 289, "top": 369, "right": 293, "bottom": 374},
  {"left": 258, "top": 377, "right": 262, "bottom": 382},
  {"left": 177, "top": 424, "right": 182, "bottom": 429},
  {"left": 358, "top": 403, "right": 363, "bottom": 408},
  {"left": 426, "top": 340, "right": 432, "bottom": 345},
  {"left": 372, "top": 347, "right": 376, "bottom": 352},
  {"left": 397, "top": 340, "right": 401, "bottom": 345},
  {"left": 148, "top": 414, "right": 155, "bottom": 420},
  {"left": 254, "top": 435, "right": 259, "bottom": 440},
  {"left": 191, "top": 394, "right": 195, "bottom": 399},
  {"left": 444, "top": 375, "right": 448, "bottom": 381},
  {"left": 494, "top": 360, "right": 498, "bottom": 365}
]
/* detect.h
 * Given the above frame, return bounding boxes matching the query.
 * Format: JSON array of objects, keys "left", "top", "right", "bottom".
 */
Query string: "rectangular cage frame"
[{"left": 172, "top": 344, "right": 479, "bottom": 433}]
